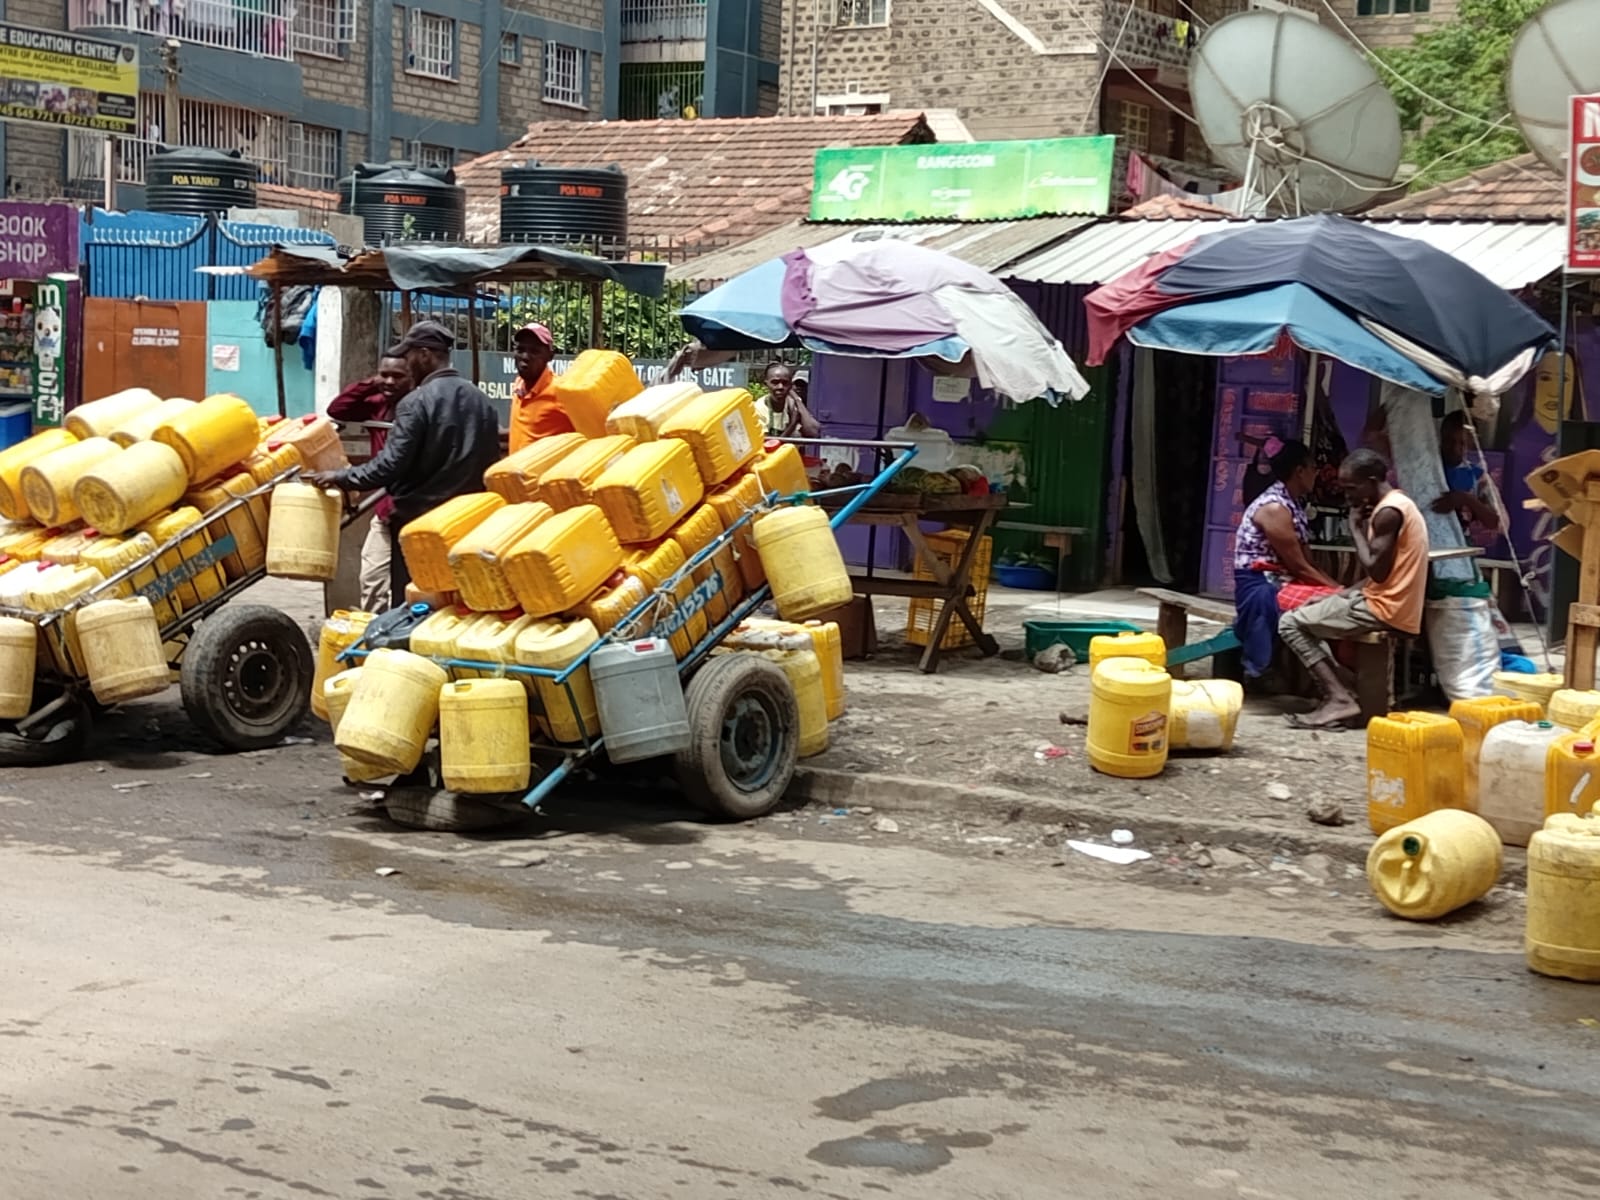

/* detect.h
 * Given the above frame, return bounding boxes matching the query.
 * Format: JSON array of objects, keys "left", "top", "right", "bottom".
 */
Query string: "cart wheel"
[
  {"left": 675, "top": 654, "right": 798, "bottom": 821},
  {"left": 180, "top": 604, "right": 314, "bottom": 752},
  {"left": 384, "top": 786, "right": 527, "bottom": 833},
  {"left": 0, "top": 683, "right": 91, "bottom": 768}
]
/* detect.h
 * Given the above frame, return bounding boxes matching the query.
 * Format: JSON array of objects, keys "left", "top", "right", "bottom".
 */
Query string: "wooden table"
[{"left": 824, "top": 492, "right": 1009, "bottom": 673}]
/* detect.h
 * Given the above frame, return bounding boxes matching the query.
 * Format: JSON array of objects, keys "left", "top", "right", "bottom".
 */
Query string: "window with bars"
[
  {"left": 543, "top": 42, "right": 585, "bottom": 108},
  {"left": 288, "top": 122, "right": 341, "bottom": 189},
  {"left": 1118, "top": 100, "right": 1151, "bottom": 152},
  {"left": 500, "top": 31, "right": 521, "bottom": 65},
  {"left": 68, "top": 94, "right": 287, "bottom": 186},
  {"left": 836, "top": 0, "right": 889, "bottom": 26},
  {"left": 1356, "top": 0, "right": 1430, "bottom": 12},
  {"left": 293, "top": 0, "right": 356, "bottom": 58},
  {"left": 406, "top": 10, "right": 455, "bottom": 79},
  {"left": 412, "top": 142, "right": 455, "bottom": 170}
]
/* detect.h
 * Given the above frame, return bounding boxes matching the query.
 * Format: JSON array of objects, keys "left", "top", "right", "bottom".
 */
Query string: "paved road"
[{"left": 1, "top": 709, "right": 1597, "bottom": 1200}]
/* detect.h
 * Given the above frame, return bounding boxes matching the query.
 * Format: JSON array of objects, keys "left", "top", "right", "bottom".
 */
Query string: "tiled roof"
[
  {"left": 1368, "top": 153, "right": 1563, "bottom": 221},
  {"left": 1121, "top": 193, "right": 1233, "bottom": 220},
  {"left": 456, "top": 112, "right": 936, "bottom": 248}
]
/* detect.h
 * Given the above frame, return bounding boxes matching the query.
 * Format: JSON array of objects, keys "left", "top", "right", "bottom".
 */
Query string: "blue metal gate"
[{"left": 81, "top": 210, "right": 334, "bottom": 302}]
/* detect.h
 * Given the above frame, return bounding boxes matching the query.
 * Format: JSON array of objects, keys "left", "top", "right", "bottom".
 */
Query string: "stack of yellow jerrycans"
[{"left": 317, "top": 353, "right": 879, "bottom": 811}]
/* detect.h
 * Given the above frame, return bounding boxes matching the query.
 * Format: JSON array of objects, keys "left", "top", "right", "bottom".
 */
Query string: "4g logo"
[{"left": 826, "top": 167, "right": 871, "bottom": 202}]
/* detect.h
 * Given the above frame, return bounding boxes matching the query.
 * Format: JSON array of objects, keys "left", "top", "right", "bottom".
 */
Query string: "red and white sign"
[{"left": 1567, "top": 94, "right": 1600, "bottom": 273}]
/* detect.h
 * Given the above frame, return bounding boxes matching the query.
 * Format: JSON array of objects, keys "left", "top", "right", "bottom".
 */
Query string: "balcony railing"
[
  {"left": 70, "top": 0, "right": 295, "bottom": 62},
  {"left": 1102, "top": 1, "right": 1194, "bottom": 72},
  {"left": 619, "top": 0, "right": 707, "bottom": 44}
]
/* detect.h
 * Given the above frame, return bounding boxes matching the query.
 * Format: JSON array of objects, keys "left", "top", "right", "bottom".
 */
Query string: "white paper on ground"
[{"left": 1066, "top": 839, "right": 1152, "bottom": 865}]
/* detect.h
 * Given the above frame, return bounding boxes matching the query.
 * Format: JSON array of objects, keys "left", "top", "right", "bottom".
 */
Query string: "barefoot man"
[{"left": 1278, "top": 448, "right": 1426, "bottom": 730}]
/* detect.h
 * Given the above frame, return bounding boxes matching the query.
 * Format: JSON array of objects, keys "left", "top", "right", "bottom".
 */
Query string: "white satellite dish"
[
  {"left": 1189, "top": 11, "right": 1402, "bottom": 214},
  {"left": 1506, "top": 0, "right": 1600, "bottom": 174}
]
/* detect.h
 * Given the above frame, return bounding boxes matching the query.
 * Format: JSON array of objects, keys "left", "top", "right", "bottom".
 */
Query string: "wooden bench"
[{"left": 1137, "top": 587, "right": 1398, "bottom": 721}]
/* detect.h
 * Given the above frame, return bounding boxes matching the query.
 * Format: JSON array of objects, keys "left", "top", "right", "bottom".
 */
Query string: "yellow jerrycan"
[
  {"left": 658, "top": 387, "right": 764, "bottom": 487},
  {"left": 151, "top": 392, "right": 261, "bottom": 484},
  {"left": 183, "top": 471, "right": 269, "bottom": 580},
  {"left": 64, "top": 387, "right": 162, "bottom": 440},
  {"left": 265, "top": 482, "right": 342, "bottom": 581},
  {"left": 1526, "top": 803, "right": 1600, "bottom": 982},
  {"left": 322, "top": 669, "right": 394, "bottom": 784},
  {"left": 0, "top": 427, "right": 77, "bottom": 521},
  {"left": 75, "top": 597, "right": 171, "bottom": 705},
  {"left": 758, "top": 647, "right": 829, "bottom": 757},
  {"left": 1365, "top": 712, "right": 1465, "bottom": 835},
  {"left": 272, "top": 414, "right": 348, "bottom": 472},
  {"left": 803, "top": 619, "right": 846, "bottom": 721},
  {"left": 706, "top": 471, "right": 767, "bottom": 590},
  {"left": 1087, "top": 656, "right": 1172, "bottom": 779},
  {"left": 311, "top": 610, "right": 374, "bottom": 722},
  {"left": 606, "top": 380, "right": 702, "bottom": 442},
  {"left": 20, "top": 436, "right": 121, "bottom": 527},
  {"left": 1492, "top": 669, "right": 1562, "bottom": 713},
  {"left": 1450, "top": 695, "right": 1543, "bottom": 812},
  {"left": 110, "top": 397, "right": 195, "bottom": 447},
  {"left": 483, "top": 432, "right": 586, "bottom": 504},
  {"left": 750, "top": 441, "right": 810, "bottom": 502},
  {"left": 73, "top": 440, "right": 190, "bottom": 534},
  {"left": 453, "top": 611, "right": 538, "bottom": 682},
  {"left": 1366, "top": 809, "right": 1502, "bottom": 920},
  {"left": 547, "top": 349, "right": 644, "bottom": 438},
  {"left": 570, "top": 571, "right": 649, "bottom": 636},
  {"left": 398, "top": 492, "right": 505, "bottom": 594},
  {"left": 515, "top": 618, "right": 600, "bottom": 744},
  {"left": 591, "top": 440, "right": 706, "bottom": 544},
  {"left": 1167, "top": 678, "right": 1243, "bottom": 751},
  {"left": 447, "top": 502, "right": 554, "bottom": 612},
  {"left": 439, "top": 678, "right": 532, "bottom": 794},
  {"left": 334, "top": 648, "right": 448, "bottom": 775},
  {"left": 1546, "top": 734, "right": 1600, "bottom": 824},
  {"left": 503, "top": 505, "right": 624, "bottom": 618},
  {"left": 752, "top": 505, "right": 853, "bottom": 622},
  {"left": 409, "top": 607, "right": 495, "bottom": 678},
  {"left": 0, "top": 615, "right": 36, "bottom": 718},
  {"left": 1549, "top": 689, "right": 1600, "bottom": 732},
  {"left": 1088, "top": 630, "right": 1167, "bottom": 671}
]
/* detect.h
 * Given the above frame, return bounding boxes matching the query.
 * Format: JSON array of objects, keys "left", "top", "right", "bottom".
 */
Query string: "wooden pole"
[
  {"left": 272, "top": 284, "right": 287, "bottom": 418},
  {"left": 588, "top": 280, "right": 603, "bottom": 350},
  {"left": 400, "top": 290, "right": 413, "bottom": 327},
  {"left": 468, "top": 298, "right": 480, "bottom": 386}
]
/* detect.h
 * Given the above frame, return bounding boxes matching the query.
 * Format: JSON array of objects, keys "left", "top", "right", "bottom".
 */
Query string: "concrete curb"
[{"left": 790, "top": 766, "right": 1376, "bottom": 865}]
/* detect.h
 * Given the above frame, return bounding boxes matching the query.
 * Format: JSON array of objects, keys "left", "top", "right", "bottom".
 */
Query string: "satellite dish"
[
  {"left": 1506, "top": 0, "right": 1600, "bottom": 174},
  {"left": 1189, "top": 11, "right": 1402, "bottom": 214}
]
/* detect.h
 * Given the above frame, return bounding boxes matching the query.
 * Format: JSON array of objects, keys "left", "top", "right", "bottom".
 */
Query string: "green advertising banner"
[
  {"left": 809, "top": 136, "right": 1115, "bottom": 222},
  {"left": 32, "top": 274, "right": 67, "bottom": 427}
]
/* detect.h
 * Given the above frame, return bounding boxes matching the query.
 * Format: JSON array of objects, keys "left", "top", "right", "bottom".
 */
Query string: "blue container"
[
  {"left": 997, "top": 563, "right": 1058, "bottom": 590},
  {"left": 0, "top": 402, "right": 30, "bottom": 450}
]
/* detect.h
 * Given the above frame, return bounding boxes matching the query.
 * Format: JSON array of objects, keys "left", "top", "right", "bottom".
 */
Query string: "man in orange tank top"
[{"left": 1278, "top": 448, "right": 1427, "bottom": 730}]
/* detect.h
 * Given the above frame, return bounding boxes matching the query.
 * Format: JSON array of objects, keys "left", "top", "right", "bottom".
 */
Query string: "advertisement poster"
[
  {"left": 0, "top": 22, "right": 137, "bottom": 137},
  {"left": 1568, "top": 93, "right": 1600, "bottom": 274},
  {"left": 810, "top": 137, "right": 1115, "bottom": 222},
  {"left": 32, "top": 274, "right": 68, "bottom": 427}
]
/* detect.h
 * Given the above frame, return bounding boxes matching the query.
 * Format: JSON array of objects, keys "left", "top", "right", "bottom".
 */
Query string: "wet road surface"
[{"left": 1, "top": 713, "right": 1597, "bottom": 1199}]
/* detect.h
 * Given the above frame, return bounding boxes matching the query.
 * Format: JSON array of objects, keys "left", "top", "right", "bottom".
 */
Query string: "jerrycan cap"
[
  {"left": 1538, "top": 720, "right": 1553, "bottom": 728},
  {"left": 1401, "top": 835, "right": 1423, "bottom": 856},
  {"left": 1578, "top": 740, "right": 1596, "bottom": 756}
]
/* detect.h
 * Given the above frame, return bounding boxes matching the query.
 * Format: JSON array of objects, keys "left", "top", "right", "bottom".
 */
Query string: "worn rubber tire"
[
  {"left": 384, "top": 786, "right": 528, "bottom": 832},
  {"left": 0, "top": 685, "right": 91, "bottom": 767},
  {"left": 675, "top": 653, "right": 799, "bottom": 821},
  {"left": 179, "top": 604, "right": 314, "bottom": 752}
]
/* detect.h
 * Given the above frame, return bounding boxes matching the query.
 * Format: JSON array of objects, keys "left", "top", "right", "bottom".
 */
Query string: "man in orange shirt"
[
  {"left": 1278, "top": 448, "right": 1427, "bottom": 730},
  {"left": 508, "top": 322, "right": 572, "bottom": 452}
]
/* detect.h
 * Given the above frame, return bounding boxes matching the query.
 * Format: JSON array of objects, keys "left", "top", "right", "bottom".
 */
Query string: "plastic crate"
[{"left": 905, "top": 530, "right": 992, "bottom": 649}]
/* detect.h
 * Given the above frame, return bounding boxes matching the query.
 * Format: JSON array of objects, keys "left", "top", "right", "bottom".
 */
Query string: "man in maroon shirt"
[{"left": 326, "top": 353, "right": 412, "bottom": 611}]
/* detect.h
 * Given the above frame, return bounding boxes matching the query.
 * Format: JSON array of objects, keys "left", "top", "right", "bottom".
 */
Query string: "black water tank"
[
  {"left": 145, "top": 147, "right": 259, "bottom": 215},
  {"left": 337, "top": 162, "right": 466, "bottom": 244},
  {"left": 499, "top": 163, "right": 628, "bottom": 246}
]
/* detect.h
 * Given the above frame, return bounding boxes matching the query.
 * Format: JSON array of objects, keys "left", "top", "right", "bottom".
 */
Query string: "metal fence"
[
  {"left": 81, "top": 210, "right": 335, "bottom": 301},
  {"left": 618, "top": 62, "right": 707, "bottom": 121}
]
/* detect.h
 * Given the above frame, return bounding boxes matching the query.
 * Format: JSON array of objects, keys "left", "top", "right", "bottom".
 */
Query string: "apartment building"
[
  {"left": 616, "top": 0, "right": 783, "bottom": 120},
  {"left": 1323, "top": 0, "right": 1453, "bottom": 50},
  {"left": 4, "top": 0, "right": 609, "bottom": 203}
]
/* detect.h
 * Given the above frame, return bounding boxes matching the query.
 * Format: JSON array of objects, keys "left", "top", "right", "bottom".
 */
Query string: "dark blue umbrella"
[{"left": 1088, "top": 214, "right": 1555, "bottom": 394}]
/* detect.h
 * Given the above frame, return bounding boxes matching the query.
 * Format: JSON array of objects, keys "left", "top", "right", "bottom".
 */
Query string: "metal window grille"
[
  {"left": 69, "top": 0, "right": 295, "bottom": 61},
  {"left": 411, "top": 142, "right": 455, "bottom": 170},
  {"left": 619, "top": 62, "right": 705, "bottom": 120},
  {"left": 500, "top": 31, "right": 521, "bottom": 65},
  {"left": 619, "top": 0, "right": 709, "bottom": 42},
  {"left": 1118, "top": 101, "right": 1151, "bottom": 152},
  {"left": 407, "top": 10, "right": 455, "bottom": 79},
  {"left": 293, "top": 0, "right": 357, "bottom": 57},
  {"left": 543, "top": 42, "right": 585, "bottom": 108},
  {"left": 69, "top": 94, "right": 288, "bottom": 187},
  {"left": 836, "top": 0, "right": 888, "bottom": 26},
  {"left": 288, "top": 123, "right": 341, "bottom": 190}
]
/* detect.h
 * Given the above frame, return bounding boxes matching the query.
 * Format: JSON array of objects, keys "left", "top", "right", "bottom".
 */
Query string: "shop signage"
[
  {"left": 32, "top": 273, "right": 68, "bottom": 427},
  {"left": 1568, "top": 94, "right": 1600, "bottom": 273},
  {"left": 0, "top": 202, "right": 75, "bottom": 278},
  {"left": 450, "top": 351, "right": 748, "bottom": 405},
  {"left": 0, "top": 23, "right": 138, "bottom": 137},
  {"left": 809, "top": 136, "right": 1115, "bottom": 222}
]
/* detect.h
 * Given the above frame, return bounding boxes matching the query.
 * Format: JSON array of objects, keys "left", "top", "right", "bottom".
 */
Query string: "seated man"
[{"left": 1278, "top": 449, "right": 1426, "bottom": 730}]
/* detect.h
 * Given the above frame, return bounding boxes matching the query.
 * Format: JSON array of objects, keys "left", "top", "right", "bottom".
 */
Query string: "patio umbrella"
[
  {"left": 1085, "top": 214, "right": 1555, "bottom": 400},
  {"left": 681, "top": 238, "right": 1090, "bottom": 404},
  {"left": 1125, "top": 283, "right": 1447, "bottom": 394}
]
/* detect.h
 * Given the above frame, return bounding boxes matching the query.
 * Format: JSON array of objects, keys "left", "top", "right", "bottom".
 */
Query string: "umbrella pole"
[{"left": 867, "top": 359, "right": 889, "bottom": 582}]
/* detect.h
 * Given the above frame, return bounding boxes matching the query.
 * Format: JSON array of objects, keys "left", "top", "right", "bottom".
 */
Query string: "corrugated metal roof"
[
  {"left": 1009, "top": 217, "right": 1567, "bottom": 291},
  {"left": 667, "top": 215, "right": 1095, "bottom": 284}
]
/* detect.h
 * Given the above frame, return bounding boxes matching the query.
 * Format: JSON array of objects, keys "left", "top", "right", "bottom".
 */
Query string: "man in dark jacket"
[{"left": 307, "top": 320, "right": 500, "bottom": 610}]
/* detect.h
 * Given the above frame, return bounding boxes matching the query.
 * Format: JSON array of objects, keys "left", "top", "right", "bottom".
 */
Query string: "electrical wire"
[{"left": 1080, "top": 3, "right": 1138, "bottom": 135}]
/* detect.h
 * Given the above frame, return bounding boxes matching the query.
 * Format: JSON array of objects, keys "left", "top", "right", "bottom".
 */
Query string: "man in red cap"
[{"left": 508, "top": 321, "right": 571, "bottom": 452}]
